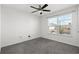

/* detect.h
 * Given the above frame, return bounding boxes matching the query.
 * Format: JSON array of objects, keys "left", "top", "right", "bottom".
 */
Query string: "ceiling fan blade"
[
  {"left": 43, "top": 10, "right": 51, "bottom": 12},
  {"left": 32, "top": 10, "right": 38, "bottom": 13},
  {"left": 30, "top": 6, "right": 39, "bottom": 10},
  {"left": 41, "top": 4, "right": 48, "bottom": 9}
]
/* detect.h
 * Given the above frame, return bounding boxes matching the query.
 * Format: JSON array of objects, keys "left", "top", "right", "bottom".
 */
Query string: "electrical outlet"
[{"left": 28, "top": 35, "right": 31, "bottom": 37}]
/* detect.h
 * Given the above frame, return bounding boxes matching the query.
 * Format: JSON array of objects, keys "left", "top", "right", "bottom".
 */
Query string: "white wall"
[
  {"left": 77, "top": 6, "right": 79, "bottom": 41},
  {"left": 41, "top": 6, "right": 79, "bottom": 47},
  {"left": 0, "top": 5, "right": 1, "bottom": 51},
  {"left": 1, "top": 5, "right": 41, "bottom": 47}
]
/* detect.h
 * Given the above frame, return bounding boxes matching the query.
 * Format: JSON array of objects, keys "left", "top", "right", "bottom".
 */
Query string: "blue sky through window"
[
  {"left": 58, "top": 14, "right": 72, "bottom": 25},
  {"left": 48, "top": 17, "right": 57, "bottom": 24},
  {"left": 48, "top": 14, "right": 72, "bottom": 26}
]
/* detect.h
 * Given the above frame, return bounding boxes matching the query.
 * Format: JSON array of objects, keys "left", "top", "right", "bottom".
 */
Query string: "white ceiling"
[{"left": 4, "top": 4, "right": 76, "bottom": 16}]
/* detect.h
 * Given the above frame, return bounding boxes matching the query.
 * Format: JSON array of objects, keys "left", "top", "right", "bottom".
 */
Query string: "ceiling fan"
[{"left": 30, "top": 4, "right": 51, "bottom": 15}]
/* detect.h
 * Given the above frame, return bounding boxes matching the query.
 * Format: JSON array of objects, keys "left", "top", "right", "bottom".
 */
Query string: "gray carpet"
[{"left": 1, "top": 37, "right": 79, "bottom": 54}]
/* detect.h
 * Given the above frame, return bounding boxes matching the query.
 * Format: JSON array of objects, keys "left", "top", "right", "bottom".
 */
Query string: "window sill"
[
  {"left": 48, "top": 32, "right": 72, "bottom": 38},
  {"left": 58, "top": 34, "right": 72, "bottom": 38}
]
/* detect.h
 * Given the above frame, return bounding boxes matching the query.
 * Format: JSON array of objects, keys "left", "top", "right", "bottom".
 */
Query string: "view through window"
[{"left": 48, "top": 13, "right": 72, "bottom": 34}]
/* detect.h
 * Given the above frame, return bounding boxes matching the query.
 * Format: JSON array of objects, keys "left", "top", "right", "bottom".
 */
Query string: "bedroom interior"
[{"left": 0, "top": 4, "right": 79, "bottom": 54}]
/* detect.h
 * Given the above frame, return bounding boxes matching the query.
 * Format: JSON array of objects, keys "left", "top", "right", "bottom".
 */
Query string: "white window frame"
[{"left": 48, "top": 12, "right": 73, "bottom": 37}]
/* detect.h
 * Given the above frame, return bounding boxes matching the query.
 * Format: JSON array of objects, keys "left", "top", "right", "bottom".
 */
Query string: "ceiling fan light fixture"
[{"left": 39, "top": 11, "right": 42, "bottom": 15}]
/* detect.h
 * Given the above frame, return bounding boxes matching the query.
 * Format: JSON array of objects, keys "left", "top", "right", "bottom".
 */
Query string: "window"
[
  {"left": 48, "top": 17, "right": 58, "bottom": 34},
  {"left": 48, "top": 13, "right": 72, "bottom": 35}
]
